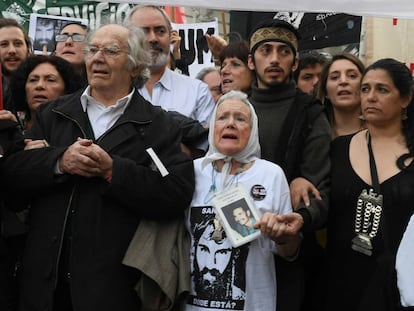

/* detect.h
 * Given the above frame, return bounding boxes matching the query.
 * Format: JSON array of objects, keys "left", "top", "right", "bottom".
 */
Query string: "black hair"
[
  {"left": 219, "top": 40, "right": 250, "bottom": 66},
  {"left": 60, "top": 22, "right": 88, "bottom": 32},
  {"left": 218, "top": 41, "right": 255, "bottom": 94},
  {"left": 10, "top": 55, "right": 82, "bottom": 123},
  {"left": 362, "top": 58, "right": 414, "bottom": 165},
  {"left": 293, "top": 51, "right": 328, "bottom": 82}
]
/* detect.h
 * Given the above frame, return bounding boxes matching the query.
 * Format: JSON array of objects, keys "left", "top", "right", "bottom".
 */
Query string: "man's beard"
[
  {"left": 148, "top": 45, "right": 168, "bottom": 69},
  {"left": 256, "top": 71, "right": 289, "bottom": 88},
  {"left": 194, "top": 266, "right": 233, "bottom": 300}
]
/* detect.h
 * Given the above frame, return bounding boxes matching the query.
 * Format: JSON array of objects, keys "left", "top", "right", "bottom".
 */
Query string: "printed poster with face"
[
  {"left": 29, "top": 13, "right": 87, "bottom": 55},
  {"left": 188, "top": 205, "right": 249, "bottom": 310}
]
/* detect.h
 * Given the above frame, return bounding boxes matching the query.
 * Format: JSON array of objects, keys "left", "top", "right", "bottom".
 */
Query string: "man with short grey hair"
[
  {"left": 196, "top": 67, "right": 222, "bottom": 103},
  {"left": 126, "top": 5, "right": 215, "bottom": 126},
  {"left": 2, "top": 23, "right": 194, "bottom": 311}
]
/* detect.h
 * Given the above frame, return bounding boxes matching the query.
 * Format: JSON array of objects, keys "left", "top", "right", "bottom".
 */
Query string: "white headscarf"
[{"left": 202, "top": 90, "right": 261, "bottom": 189}]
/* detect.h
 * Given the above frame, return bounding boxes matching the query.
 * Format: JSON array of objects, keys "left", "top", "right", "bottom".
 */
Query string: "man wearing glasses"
[{"left": 2, "top": 23, "right": 195, "bottom": 311}]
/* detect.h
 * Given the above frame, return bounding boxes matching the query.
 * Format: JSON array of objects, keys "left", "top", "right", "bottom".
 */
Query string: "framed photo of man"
[
  {"left": 212, "top": 184, "right": 261, "bottom": 247},
  {"left": 29, "top": 13, "right": 88, "bottom": 55}
]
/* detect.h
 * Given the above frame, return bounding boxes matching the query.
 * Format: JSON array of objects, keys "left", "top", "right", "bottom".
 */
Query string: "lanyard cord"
[{"left": 367, "top": 131, "right": 380, "bottom": 194}]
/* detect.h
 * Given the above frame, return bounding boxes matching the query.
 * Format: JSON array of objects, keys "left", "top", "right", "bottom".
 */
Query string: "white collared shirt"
[
  {"left": 54, "top": 87, "right": 135, "bottom": 175},
  {"left": 80, "top": 86, "right": 134, "bottom": 139},
  {"left": 138, "top": 68, "right": 215, "bottom": 126}
]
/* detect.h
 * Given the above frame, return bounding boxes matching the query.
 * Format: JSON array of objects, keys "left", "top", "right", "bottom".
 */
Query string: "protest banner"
[{"left": 172, "top": 20, "right": 219, "bottom": 77}]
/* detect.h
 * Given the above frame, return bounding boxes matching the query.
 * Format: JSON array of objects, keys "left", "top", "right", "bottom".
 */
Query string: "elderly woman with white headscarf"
[{"left": 184, "top": 90, "right": 301, "bottom": 311}]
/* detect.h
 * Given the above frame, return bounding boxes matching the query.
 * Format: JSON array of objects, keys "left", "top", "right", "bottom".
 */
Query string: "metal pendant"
[
  {"left": 352, "top": 188, "right": 383, "bottom": 257},
  {"left": 352, "top": 233, "right": 373, "bottom": 256}
]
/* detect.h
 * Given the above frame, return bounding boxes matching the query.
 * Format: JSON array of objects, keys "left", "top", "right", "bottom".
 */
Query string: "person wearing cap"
[{"left": 247, "top": 19, "right": 331, "bottom": 311}]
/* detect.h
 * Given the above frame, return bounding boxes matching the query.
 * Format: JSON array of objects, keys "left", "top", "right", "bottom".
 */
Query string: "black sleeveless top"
[{"left": 327, "top": 134, "right": 414, "bottom": 311}]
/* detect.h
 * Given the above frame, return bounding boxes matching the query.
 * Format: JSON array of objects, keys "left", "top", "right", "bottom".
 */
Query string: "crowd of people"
[{"left": 0, "top": 5, "right": 413, "bottom": 311}]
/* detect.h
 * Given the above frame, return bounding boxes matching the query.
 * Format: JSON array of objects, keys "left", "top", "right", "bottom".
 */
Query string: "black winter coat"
[{"left": 2, "top": 89, "right": 195, "bottom": 311}]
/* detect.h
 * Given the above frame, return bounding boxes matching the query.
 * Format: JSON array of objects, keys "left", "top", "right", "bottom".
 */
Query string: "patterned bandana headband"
[{"left": 250, "top": 26, "right": 298, "bottom": 52}]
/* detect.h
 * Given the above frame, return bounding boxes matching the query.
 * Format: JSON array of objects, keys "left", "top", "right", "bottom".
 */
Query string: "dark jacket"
[
  {"left": 277, "top": 90, "right": 330, "bottom": 231},
  {"left": 2, "top": 89, "right": 195, "bottom": 311},
  {"left": 250, "top": 84, "right": 330, "bottom": 231},
  {"left": 0, "top": 120, "right": 24, "bottom": 311},
  {"left": 250, "top": 82, "right": 331, "bottom": 311}
]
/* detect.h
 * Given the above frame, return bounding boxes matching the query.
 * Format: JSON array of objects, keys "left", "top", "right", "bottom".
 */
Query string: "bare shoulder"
[{"left": 349, "top": 130, "right": 370, "bottom": 183}]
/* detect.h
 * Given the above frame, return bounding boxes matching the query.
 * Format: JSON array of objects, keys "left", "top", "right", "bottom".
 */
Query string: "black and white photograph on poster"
[
  {"left": 29, "top": 13, "right": 88, "bottom": 55},
  {"left": 212, "top": 184, "right": 261, "bottom": 248},
  {"left": 188, "top": 206, "right": 249, "bottom": 309}
]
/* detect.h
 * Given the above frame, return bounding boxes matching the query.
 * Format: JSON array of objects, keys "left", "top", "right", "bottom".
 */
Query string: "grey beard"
[{"left": 149, "top": 52, "right": 168, "bottom": 69}]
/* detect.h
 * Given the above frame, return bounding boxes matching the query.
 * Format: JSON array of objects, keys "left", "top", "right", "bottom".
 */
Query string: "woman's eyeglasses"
[{"left": 55, "top": 34, "right": 86, "bottom": 42}]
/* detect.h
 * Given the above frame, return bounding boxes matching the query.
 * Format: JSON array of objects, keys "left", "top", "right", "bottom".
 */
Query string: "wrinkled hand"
[
  {"left": 170, "top": 30, "right": 181, "bottom": 60},
  {"left": 24, "top": 139, "right": 48, "bottom": 150},
  {"left": 254, "top": 212, "right": 290, "bottom": 242},
  {"left": 205, "top": 33, "right": 227, "bottom": 59},
  {"left": 255, "top": 212, "right": 302, "bottom": 257},
  {"left": 59, "top": 138, "right": 112, "bottom": 178},
  {"left": 290, "top": 177, "right": 321, "bottom": 209},
  {"left": 0, "top": 110, "right": 17, "bottom": 122},
  {"left": 275, "top": 212, "right": 304, "bottom": 236}
]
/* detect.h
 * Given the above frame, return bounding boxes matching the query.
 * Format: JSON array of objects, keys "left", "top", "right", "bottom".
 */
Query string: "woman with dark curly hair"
[
  {"left": 10, "top": 55, "right": 81, "bottom": 130},
  {"left": 2, "top": 57, "right": 81, "bottom": 304}
]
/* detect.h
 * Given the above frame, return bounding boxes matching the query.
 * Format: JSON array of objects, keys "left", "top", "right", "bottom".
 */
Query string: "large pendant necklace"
[
  {"left": 351, "top": 132, "right": 383, "bottom": 256},
  {"left": 352, "top": 189, "right": 383, "bottom": 256}
]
